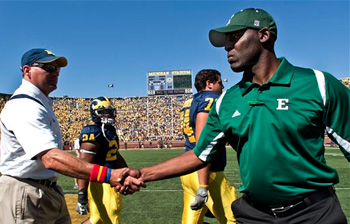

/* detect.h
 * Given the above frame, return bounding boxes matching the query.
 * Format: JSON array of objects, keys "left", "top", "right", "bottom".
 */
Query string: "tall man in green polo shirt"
[{"left": 116, "top": 8, "right": 350, "bottom": 224}]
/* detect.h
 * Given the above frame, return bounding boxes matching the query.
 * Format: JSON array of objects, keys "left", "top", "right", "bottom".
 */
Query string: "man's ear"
[
  {"left": 22, "top": 65, "right": 31, "bottom": 79},
  {"left": 206, "top": 80, "right": 213, "bottom": 90},
  {"left": 258, "top": 27, "right": 271, "bottom": 43}
]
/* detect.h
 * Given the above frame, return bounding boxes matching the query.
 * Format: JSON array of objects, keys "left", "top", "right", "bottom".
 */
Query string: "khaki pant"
[{"left": 0, "top": 175, "right": 71, "bottom": 224}]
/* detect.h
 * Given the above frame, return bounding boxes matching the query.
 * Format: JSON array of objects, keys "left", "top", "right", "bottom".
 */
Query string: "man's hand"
[
  {"left": 118, "top": 176, "right": 145, "bottom": 195},
  {"left": 190, "top": 187, "right": 208, "bottom": 210},
  {"left": 76, "top": 189, "right": 89, "bottom": 215},
  {"left": 114, "top": 167, "right": 145, "bottom": 194}
]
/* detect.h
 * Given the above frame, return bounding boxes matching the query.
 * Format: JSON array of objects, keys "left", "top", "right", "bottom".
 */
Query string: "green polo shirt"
[{"left": 193, "top": 57, "right": 350, "bottom": 207}]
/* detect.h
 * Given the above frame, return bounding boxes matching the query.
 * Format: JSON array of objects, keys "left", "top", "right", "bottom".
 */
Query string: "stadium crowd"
[
  {"left": 0, "top": 76, "right": 348, "bottom": 147},
  {"left": 112, "top": 96, "right": 188, "bottom": 142},
  {"left": 0, "top": 93, "right": 191, "bottom": 147}
]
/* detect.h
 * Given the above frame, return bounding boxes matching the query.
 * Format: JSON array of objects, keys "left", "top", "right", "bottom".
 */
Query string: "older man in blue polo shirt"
[{"left": 0, "top": 49, "right": 142, "bottom": 224}]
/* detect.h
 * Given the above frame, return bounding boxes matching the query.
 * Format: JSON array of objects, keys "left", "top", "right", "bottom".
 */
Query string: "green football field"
[{"left": 60, "top": 147, "right": 349, "bottom": 223}]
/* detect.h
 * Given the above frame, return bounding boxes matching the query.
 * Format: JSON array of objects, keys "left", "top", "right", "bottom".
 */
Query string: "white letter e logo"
[{"left": 276, "top": 99, "right": 289, "bottom": 110}]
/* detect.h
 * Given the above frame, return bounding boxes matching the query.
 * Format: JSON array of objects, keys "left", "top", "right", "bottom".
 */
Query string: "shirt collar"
[
  {"left": 14, "top": 79, "right": 52, "bottom": 107},
  {"left": 239, "top": 57, "right": 295, "bottom": 95}
]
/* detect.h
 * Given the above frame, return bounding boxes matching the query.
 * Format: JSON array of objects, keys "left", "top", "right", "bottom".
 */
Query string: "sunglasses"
[{"left": 31, "top": 63, "right": 61, "bottom": 73}]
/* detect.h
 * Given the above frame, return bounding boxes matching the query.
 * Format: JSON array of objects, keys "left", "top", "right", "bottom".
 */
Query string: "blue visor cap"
[{"left": 21, "top": 48, "right": 68, "bottom": 67}]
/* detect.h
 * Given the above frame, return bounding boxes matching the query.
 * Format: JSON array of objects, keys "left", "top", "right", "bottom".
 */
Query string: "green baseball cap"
[{"left": 209, "top": 8, "right": 277, "bottom": 47}]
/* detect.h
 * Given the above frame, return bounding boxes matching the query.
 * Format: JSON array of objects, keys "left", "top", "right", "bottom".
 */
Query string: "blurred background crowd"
[
  {"left": 0, "top": 94, "right": 191, "bottom": 148},
  {"left": 0, "top": 77, "right": 348, "bottom": 149}
]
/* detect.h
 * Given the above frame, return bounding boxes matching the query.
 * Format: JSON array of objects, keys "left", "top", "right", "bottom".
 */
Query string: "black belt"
[
  {"left": 243, "top": 186, "right": 335, "bottom": 218},
  {"left": 29, "top": 178, "right": 57, "bottom": 188}
]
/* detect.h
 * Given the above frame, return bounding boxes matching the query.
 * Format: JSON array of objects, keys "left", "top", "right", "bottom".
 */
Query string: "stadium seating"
[
  {"left": 1, "top": 77, "right": 348, "bottom": 149},
  {"left": 0, "top": 94, "right": 190, "bottom": 148}
]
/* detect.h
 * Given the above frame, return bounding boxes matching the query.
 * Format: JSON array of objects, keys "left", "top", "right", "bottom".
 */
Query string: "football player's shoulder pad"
[
  {"left": 79, "top": 124, "right": 102, "bottom": 142},
  {"left": 196, "top": 91, "right": 219, "bottom": 113}
]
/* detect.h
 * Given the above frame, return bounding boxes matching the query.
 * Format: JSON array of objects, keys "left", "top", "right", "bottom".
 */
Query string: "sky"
[{"left": 0, "top": 0, "right": 349, "bottom": 98}]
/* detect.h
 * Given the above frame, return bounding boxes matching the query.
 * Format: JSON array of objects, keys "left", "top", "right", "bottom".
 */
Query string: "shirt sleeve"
[
  {"left": 197, "top": 93, "right": 217, "bottom": 114},
  {"left": 8, "top": 100, "right": 59, "bottom": 159},
  {"left": 193, "top": 100, "right": 227, "bottom": 162},
  {"left": 323, "top": 72, "right": 350, "bottom": 161}
]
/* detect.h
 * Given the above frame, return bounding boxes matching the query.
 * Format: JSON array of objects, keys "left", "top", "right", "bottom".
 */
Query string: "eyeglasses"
[{"left": 31, "top": 63, "right": 60, "bottom": 73}]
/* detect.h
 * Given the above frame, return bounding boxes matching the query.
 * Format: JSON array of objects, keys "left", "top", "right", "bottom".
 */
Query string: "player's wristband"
[
  {"left": 199, "top": 184, "right": 209, "bottom": 188},
  {"left": 89, "top": 164, "right": 100, "bottom": 182},
  {"left": 105, "top": 168, "right": 112, "bottom": 183},
  {"left": 90, "top": 164, "right": 111, "bottom": 183}
]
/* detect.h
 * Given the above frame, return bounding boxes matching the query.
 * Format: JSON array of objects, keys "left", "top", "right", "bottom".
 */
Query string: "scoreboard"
[{"left": 147, "top": 70, "right": 193, "bottom": 95}]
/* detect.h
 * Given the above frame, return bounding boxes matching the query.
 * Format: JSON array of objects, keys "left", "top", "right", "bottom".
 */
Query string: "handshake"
[
  {"left": 76, "top": 167, "right": 145, "bottom": 216},
  {"left": 111, "top": 167, "right": 146, "bottom": 195}
]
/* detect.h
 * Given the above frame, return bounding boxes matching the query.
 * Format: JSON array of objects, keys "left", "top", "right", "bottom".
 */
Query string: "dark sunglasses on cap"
[{"left": 31, "top": 63, "right": 61, "bottom": 73}]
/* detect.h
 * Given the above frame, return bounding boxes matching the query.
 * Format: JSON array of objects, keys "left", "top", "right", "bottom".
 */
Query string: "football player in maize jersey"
[
  {"left": 180, "top": 69, "right": 236, "bottom": 224},
  {"left": 76, "top": 96, "right": 127, "bottom": 224}
]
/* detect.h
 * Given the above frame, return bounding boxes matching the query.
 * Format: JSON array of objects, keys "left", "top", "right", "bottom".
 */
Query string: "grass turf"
[{"left": 61, "top": 147, "right": 349, "bottom": 223}]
